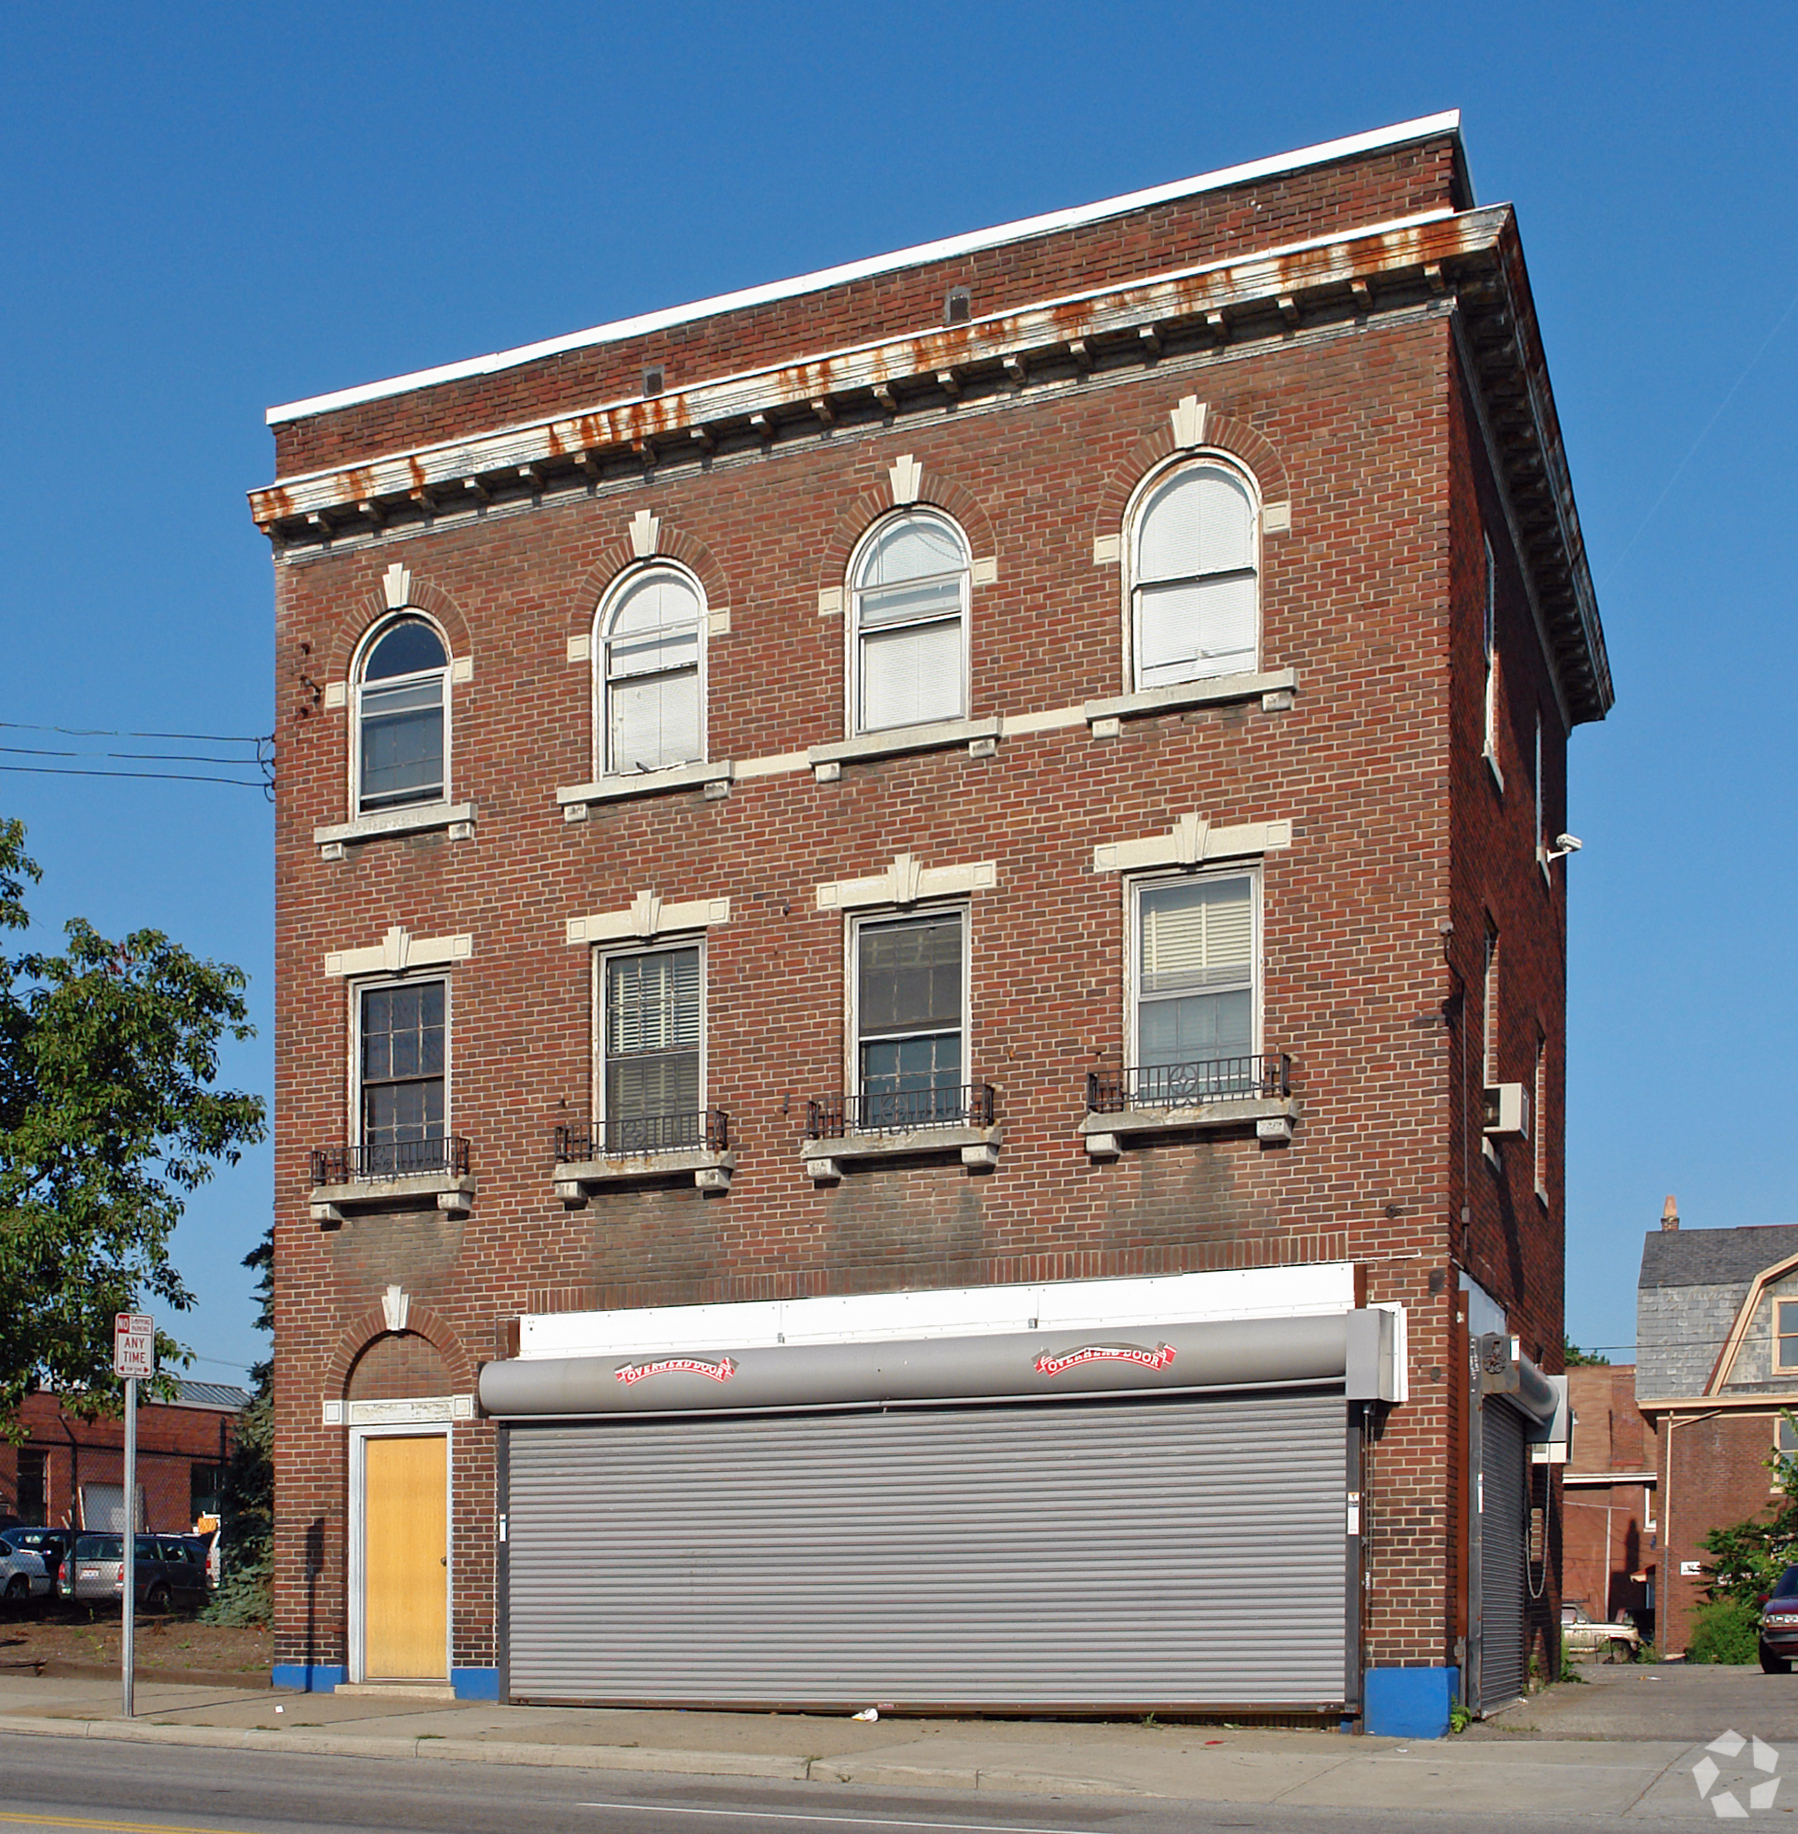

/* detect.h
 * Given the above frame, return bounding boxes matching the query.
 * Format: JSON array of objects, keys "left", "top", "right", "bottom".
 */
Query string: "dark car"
[
  {"left": 0, "top": 1527, "right": 73, "bottom": 1589},
  {"left": 56, "top": 1533, "right": 211, "bottom": 1611},
  {"left": 1759, "top": 1566, "right": 1798, "bottom": 1672}
]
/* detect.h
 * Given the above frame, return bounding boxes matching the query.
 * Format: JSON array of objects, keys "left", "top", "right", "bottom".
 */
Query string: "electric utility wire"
[{"left": 0, "top": 719, "right": 275, "bottom": 793}]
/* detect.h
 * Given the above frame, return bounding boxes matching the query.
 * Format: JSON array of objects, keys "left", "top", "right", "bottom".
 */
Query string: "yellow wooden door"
[{"left": 363, "top": 1434, "right": 447, "bottom": 1679}]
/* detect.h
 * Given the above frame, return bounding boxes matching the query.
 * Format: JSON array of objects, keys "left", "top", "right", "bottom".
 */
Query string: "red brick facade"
[
  {"left": 1564, "top": 1366, "right": 1654, "bottom": 1635},
  {"left": 262, "top": 117, "right": 1608, "bottom": 1711}
]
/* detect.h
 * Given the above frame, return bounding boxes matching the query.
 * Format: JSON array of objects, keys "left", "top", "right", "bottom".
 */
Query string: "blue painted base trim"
[
  {"left": 1363, "top": 1666, "right": 1459, "bottom": 1739},
  {"left": 452, "top": 1667, "right": 501, "bottom": 1701},
  {"left": 272, "top": 1663, "right": 345, "bottom": 1694}
]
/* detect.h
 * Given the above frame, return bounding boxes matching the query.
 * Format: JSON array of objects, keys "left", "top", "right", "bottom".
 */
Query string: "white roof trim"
[{"left": 267, "top": 112, "right": 1462, "bottom": 426}]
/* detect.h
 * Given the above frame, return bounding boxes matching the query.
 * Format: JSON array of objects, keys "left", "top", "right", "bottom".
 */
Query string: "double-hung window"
[
  {"left": 1130, "top": 461, "right": 1258, "bottom": 689},
  {"left": 356, "top": 617, "right": 448, "bottom": 813},
  {"left": 601, "top": 944, "right": 702, "bottom": 1152},
  {"left": 358, "top": 978, "right": 446, "bottom": 1176},
  {"left": 855, "top": 910, "right": 965, "bottom": 1126},
  {"left": 851, "top": 510, "right": 969, "bottom": 732},
  {"left": 1132, "top": 874, "right": 1256, "bottom": 1101},
  {"left": 1482, "top": 535, "right": 1500, "bottom": 766},
  {"left": 1777, "top": 1302, "right": 1798, "bottom": 1374},
  {"left": 598, "top": 566, "right": 703, "bottom": 776}
]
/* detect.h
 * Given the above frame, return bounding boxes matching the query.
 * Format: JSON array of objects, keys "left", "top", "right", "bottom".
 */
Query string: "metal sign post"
[{"left": 113, "top": 1312, "right": 153, "bottom": 1720}]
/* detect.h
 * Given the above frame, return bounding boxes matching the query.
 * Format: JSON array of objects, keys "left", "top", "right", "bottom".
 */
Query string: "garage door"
[
  {"left": 1478, "top": 1398, "right": 1528, "bottom": 1709},
  {"left": 505, "top": 1388, "right": 1347, "bottom": 1710}
]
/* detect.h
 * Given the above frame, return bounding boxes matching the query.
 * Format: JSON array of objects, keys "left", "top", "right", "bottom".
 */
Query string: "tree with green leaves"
[
  {"left": 1700, "top": 1423, "right": 1798, "bottom": 1606},
  {"left": 0, "top": 817, "right": 265, "bottom": 1422},
  {"left": 1563, "top": 1335, "right": 1611, "bottom": 1367}
]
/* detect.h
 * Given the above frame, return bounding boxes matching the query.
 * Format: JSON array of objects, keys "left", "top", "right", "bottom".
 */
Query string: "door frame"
[{"left": 348, "top": 1423, "right": 452, "bottom": 1684}]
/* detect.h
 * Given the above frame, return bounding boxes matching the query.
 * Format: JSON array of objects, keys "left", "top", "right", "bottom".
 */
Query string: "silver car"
[{"left": 1, "top": 1545, "right": 50, "bottom": 1605}]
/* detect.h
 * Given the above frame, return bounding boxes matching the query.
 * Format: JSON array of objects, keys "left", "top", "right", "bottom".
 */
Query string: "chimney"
[{"left": 1662, "top": 1194, "right": 1680, "bottom": 1232}]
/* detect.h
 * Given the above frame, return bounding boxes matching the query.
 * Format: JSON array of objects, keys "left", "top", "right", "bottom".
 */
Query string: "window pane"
[
  {"left": 364, "top": 619, "right": 447, "bottom": 681},
  {"left": 1138, "top": 466, "right": 1254, "bottom": 582},
  {"left": 1779, "top": 1417, "right": 1798, "bottom": 1456},
  {"left": 605, "top": 950, "right": 701, "bottom": 1128},
  {"left": 857, "top": 516, "right": 967, "bottom": 589},
  {"left": 609, "top": 625, "right": 699, "bottom": 680},
  {"left": 1138, "top": 987, "right": 1253, "bottom": 1067},
  {"left": 858, "top": 573, "right": 964, "bottom": 630},
  {"left": 859, "top": 1031, "right": 962, "bottom": 1100},
  {"left": 360, "top": 691, "right": 444, "bottom": 808},
  {"left": 1139, "top": 879, "right": 1253, "bottom": 994},
  {"left": 605, "top": 570, "right": 701, "bottom": 640},
  {"left": 859, "top": 618, "right": 963, "bottom": 730},
  {"left": 1136, "top": 575, "right": 1256, "bottom": 684},
  {"left": 607, "top": 1054, "right": 701, "bottom": 1123},
  {"left": 609, "top": 668, "right": 700, "bottom": 773},
  {"left": 859, "top": 917, "right": 962, "bottom": 1037}
]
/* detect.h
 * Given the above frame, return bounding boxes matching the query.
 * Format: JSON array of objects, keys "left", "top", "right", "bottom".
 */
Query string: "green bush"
[{"left": 1687, "top": 1597, "right": 1761, "bottom": 1666}]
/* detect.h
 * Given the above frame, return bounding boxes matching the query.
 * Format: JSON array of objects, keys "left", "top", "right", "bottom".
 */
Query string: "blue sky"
[{"left": 1, "top": 3, "right": 1791, "bottom": 1379}]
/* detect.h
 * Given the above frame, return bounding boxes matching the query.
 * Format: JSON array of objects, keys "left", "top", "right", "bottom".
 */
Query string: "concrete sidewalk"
[{"left": 0, "top": 1669, "right": 1762, "bottom": 1819}]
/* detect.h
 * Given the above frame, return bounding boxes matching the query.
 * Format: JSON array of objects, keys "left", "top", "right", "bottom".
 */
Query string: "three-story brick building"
[{"left": 257, "top": 111, "right": 1608, "bottom": 1735}]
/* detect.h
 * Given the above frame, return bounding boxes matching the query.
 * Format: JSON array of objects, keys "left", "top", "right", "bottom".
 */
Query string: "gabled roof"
[{"left": 1639, "top": 1225, "right": 1798, "bottom": 1289}]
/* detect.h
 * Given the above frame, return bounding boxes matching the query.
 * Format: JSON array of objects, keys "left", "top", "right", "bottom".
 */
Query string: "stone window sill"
[
  {"left": 802, "top": 1124, "right": 1002, "bottom": 1182},
  {"left": 314, "top": 802, "right": 475, "bottom": 858},
  {"left": 1084, "top": 668, "right": 1296, "bottom": 734},
  {"left": 1079, "top": 1098, "right": 1299, "bottom": 1158},
  {"left": 554, "top": 1150, "right": 736, "bottom": 1198},
  {"left": 311, "top": 1173, "right": 476, "bottom": 1223},
  {"left": 557, "top": 761, "right": 734, "bottom": 818},
  {"left": 809, "top": 717, "right": 1001, "bottom": 780}
]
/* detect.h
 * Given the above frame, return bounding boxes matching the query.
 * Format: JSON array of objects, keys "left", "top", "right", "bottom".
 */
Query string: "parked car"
[
  {"left": 0, "top": 1527, "right": 73, "bottom": 1590},
  {"left": 1560, "top": 1601, "right": 1641, "bottom": 1661},
  {"left": 56, "top": 1533, "right": 212, "bottom": 1611},
  {"left": 1759, "top": 1566, "right": 1798, "bottom": 1673},
  {"left": 0, "top": 1544, "right": 50, "bottom": 1605}
]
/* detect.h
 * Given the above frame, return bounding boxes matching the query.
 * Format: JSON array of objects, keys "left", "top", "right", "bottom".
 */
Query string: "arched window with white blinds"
[
  {"left": 1133, "top": 874, "right": 1256, "bottom": 1094},
  {"left": 850, "top": 509, "right": 970, "bottom": 733},
  {"left": 1130, "top": 460, "right": 1259, "bottom": 689},
  {"left": 355, "top": 614, "right": 450, "bottom": 814},
  {"left": 597, "top": 565, "right": 705, "bottom": 776}
]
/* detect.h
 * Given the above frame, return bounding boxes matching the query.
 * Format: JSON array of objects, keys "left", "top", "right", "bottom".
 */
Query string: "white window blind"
[
  {"left": 602, "top": 569, "right": 702, "bottom": 774},
  {"left": 605, "top": 948, "right": 701, "bottom": 1124},
  {"left": 1140, "top": 878, "right": 1253, "bottom": 993},
  {"left": 1133, "top": 465, "right": 1258, "bottom": 687},
  {"left": 854, "top": 512, "right": 968, "bottom": 731}
]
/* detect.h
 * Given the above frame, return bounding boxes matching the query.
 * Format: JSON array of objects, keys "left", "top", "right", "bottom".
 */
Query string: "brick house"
[
  {"left": 1563, "top": 1365, "right": 1655, "bottom": 1638},
  {"left": 1637, "top": 1202, "right": 1798, "bottom": 1654},
  {"left": 255, "top": 111, "right": 1608, "bottom": 1736},
  {"left": 0, "top": 1381, "right": 246, "bottom": 1533}
]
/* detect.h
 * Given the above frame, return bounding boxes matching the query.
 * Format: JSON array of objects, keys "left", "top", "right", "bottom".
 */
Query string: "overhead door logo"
[
  {"left": 1693, "top": 1730, "right": 1780, "bottom": 1817},
  {"left": 614, "top": 1355, "right": 738, "bottom": 1387},
  {"left": 1035, "top": 1342, "right": 1176, "bottom": 1377}
]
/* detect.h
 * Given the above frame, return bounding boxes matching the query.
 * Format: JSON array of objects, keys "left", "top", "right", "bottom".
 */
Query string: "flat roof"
[{"left": 268, "top": 110, "right": 1462, "bottom": 426}]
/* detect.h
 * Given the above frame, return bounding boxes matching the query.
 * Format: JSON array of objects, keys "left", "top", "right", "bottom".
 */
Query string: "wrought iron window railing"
[
  {"left": 309, "top": 1136, "right": 471, "bottom": 1186},
  {"left": 555, "top": 1110, "right": 731, "bottom": 1161},
  {"left": 1086, "top": 1053, "right": 1291, "bottom": 1115},
  {"left": 806, "top": 1082, "right": 996, "bottom": 1138}
]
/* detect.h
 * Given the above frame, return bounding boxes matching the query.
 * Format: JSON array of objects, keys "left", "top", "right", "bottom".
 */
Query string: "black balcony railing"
[
  {"left": 1086, "top": 1053, "right": 1291, "bottom": 1115},
  {"left": 555, "top": 1110, "right": 731, "bottom": 1161},
  {"left": 806, "top": 1082, "right": 996, "bottom": 1138},
  {"left": 309, "top": 1136, "right": 471, "bottom": 1186}
]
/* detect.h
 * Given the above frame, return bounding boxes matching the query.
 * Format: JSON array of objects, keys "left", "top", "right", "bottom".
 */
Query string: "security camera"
[{"left": 1545, "top": 833, "right": 1583, "bottom": 863}]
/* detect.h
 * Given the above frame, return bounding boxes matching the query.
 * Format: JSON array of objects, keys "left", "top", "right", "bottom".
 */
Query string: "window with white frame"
[
  {"left": 850, "top": 510, "right": 969, "bottom": 733},
  {"left": 1482, "top": 924, "right": 1500, "bottom": 1087},
  {"left": 356, "top": 616, "right": 448, "bottom": 814},
  {"left": 597, "top": 565, "right": 704, "bottom": 776},
  {"left": 1132, "top": 873, "right": 1257, "bottom": 1100},
  {"left": 1776, "top": 1415, "right": 1798, "bottom": 1461},
  {"left": 854, "top": 909, "right": 965, "bottom": 1125},
  {"left": 1778, "top": 1301, "right": 1798, "bottom": 1373},
  {"left": 357, "top": 978, "right": 446, "bottom": 1175},
  {"left": 1482, "top": 535, "right": 1499, "bottom": 763},
  {"left": 1129, "top": 459, "right": 1259, "bottom": 690},
  {"left": 1534, "top": 1037, "right": 1548, "bottom": 1193},
  {"left": 599, "top": 943, "right": 703, "bottom": 1152}
]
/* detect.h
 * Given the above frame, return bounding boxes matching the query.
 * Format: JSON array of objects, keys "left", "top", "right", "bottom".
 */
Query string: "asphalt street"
[{"left": 0, "top": 1728, "right": 1753, "bottom": 1834}]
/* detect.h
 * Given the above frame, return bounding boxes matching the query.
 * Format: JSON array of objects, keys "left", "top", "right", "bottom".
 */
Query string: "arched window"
[
  {"left": 851, "top": 510, "right": 969, "bottom": 733},
  {"left": 597, "top": 565, "right": 703, "bottom": 776},
  {"left": 1130, "top": 460, "right": 1259, "bottom": 689},
  {"left": 356, "top": 615, "right": 448, "bottom": 814}
]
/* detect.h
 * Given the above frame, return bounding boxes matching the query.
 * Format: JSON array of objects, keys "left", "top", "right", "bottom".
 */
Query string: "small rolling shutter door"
[
  {"left": 506, "top": 1389, "right": 1346, "bottom": 1710},
  {"left": 1479, "top": 1400, "right": 1528, "bottom": 1708}
]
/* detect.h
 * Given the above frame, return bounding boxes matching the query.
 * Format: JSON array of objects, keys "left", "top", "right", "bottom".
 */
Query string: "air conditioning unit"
[{"left": 1482, "top": 1081, "right": 1530, "bottom": 1139}]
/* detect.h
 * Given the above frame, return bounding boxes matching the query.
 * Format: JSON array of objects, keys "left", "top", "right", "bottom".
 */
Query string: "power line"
[
  {"left": 0, "top": 720, "right": 268, "bottom": 746},
  {"left": 0, "top": 763, "right": 267, "bottom": 789}
]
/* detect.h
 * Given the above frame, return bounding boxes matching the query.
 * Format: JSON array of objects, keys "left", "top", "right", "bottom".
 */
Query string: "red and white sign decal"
[
  {"left": 113, "top": 1312, "right": 154, "bottom": 1379},
  {"left": 614, "top": 1354, "right": 738, "bottom": 1387},
  {"left": 1035, "top": 1341, "right": 1176, "bottom": 1378}
]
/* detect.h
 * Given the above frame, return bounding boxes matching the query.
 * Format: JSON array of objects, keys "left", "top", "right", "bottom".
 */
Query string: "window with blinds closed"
[
  {"left": 853, "top": 512, "right": 968, "bottom": 732},
  {"left": 1136, "top": 876, "right": 1254, "bottom": 1070},
  {"left": 601, "top": 568, "right": 703, "bottom": 776},
  {"left": 605, "top": 947, "right": 701, "bottom": 1125},
  {"left": 1132, "top": 463, "right": 1258, "bottom": 689}
]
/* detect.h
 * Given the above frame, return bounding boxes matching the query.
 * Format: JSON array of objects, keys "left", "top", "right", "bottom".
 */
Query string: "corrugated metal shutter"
[
  {"left": 1479, "top": 1399, "right": 1528, "bottom": 1708},
  {"left": 506, "top": 1389, "right": 1346, "bottom": 1710}
]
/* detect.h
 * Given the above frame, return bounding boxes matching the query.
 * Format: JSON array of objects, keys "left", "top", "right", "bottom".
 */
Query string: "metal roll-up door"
[
  {"left": 1479, "top": 1399, "right": 1528, "bottom": 1708},
  {"left": 505, "top": 1389, "right": 1346, "bottom": 1711}
]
